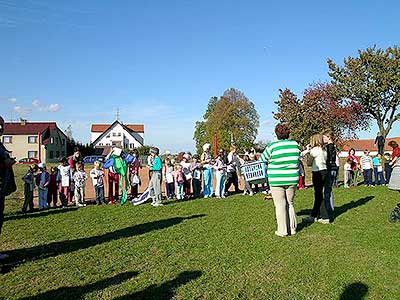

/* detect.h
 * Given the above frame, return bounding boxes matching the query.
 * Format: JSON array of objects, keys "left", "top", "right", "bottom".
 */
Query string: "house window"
[
  {"left": 106, "top": 135, "right": 110, "bottom": 138},
  {"left": 117, "top": 132, "right": 121, "bottom": 136},
  {"left": 61, "top": 139, "right": 65, "bottom": 145},
  {"left": 49, "top": 151, "right": 54, "bottom": 159},
  {"left": 3, "top": 136, "right": 12, "bottom": 144},
  {"left": 50, "top": 137, "right": 54, "bottom": 144},
  {"left": 28, "top": 151, "right": 38, "bottom": 158},
  {"left": 99, "top": 143, "right": 103, "bottom": 146},
  {"left": 129, "top": 143, "right": 134, "bottom": 149},
  {"left": 112, "top": 142, "right": 117, "bottom": 146},
  {"left": 28, "top": 136, "right": 38, "bottom": 144},
  {"left": 56, "top": 151, "right": 60, "bottom": 158},
  {"left": 112, "top": 133, "right": 117, "bottom": 137}
]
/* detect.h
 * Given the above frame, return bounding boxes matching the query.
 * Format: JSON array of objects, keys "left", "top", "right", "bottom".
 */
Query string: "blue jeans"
[
  {"left": 95, "top": 185, "right": 105, "bottom": 204},
  {"left": 363, "top": 169, "right": 373, "bottom": 186},
  {"left": 373, "top": 167, "right": 385, "bottom": 185},
  {"left": 203, "top": 168, "right": 213, "bottom": 197}
]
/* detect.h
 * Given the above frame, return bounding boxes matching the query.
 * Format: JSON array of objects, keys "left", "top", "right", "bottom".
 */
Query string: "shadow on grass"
[
  {"left": 114, "top": 271, "right": 202, "bottom": 300},
  {"left": 296, "top": 196, "right": 374, "bottom": 233},
  {"left": 19, "top": 271, "right": 138, "bottom": 300},
  {"left": 4, "top": 207, "right": 79, "bottom": 222},
  {"left": 339, "top": 282, "right": 368, "bottom": 300},
  {"left": 0, "top": 214, "right": 205, "bottom": 274}
]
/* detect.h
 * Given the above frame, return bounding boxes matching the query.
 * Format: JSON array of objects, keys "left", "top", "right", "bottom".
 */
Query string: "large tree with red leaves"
[{"left": 274, "top": 82, "right": 370, "bottom": 145}]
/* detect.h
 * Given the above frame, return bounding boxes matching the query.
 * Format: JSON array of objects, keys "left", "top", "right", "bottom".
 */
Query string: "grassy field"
[{"left": 0, "top": 165, "right": 399, "bottom": 299}]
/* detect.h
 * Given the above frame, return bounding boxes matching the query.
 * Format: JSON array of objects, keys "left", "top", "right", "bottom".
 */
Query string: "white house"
[{"left": 91, "top": 120, "right": 144, "bottom": 151}]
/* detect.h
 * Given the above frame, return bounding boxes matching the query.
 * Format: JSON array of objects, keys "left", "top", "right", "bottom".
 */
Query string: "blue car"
[{"left": 83, "top": 155, "right": 105, "bottom": 165}]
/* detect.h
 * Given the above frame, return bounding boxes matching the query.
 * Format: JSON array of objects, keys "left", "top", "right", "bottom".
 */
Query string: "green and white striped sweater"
[{"left": 259, "top": 139, "right": 300, "bottom": 187}]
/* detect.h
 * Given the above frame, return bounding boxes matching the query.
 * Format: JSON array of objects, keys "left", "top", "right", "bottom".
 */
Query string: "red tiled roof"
[
  {"left": 91, "top": 123, "right": 144, "bottom": 133},
  {"left": 341, "top": 137, "right": 400, "bottom": 151},
  {"left": 4, "top": 122, "right": 56, "bottom": 135}
]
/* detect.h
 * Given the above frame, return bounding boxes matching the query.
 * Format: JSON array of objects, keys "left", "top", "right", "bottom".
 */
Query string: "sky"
[{"left": 1, "top": 0, "right": 399, "bottom": 153}]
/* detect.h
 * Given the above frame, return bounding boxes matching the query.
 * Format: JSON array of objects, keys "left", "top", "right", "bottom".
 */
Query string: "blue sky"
[{"left": 1, "top": 0, "right": 399, "bottom": 152}]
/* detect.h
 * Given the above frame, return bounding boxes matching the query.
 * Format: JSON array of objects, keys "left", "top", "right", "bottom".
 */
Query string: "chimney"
[{"left": 20, "top": 118, "right": 27, "bottom": 126}]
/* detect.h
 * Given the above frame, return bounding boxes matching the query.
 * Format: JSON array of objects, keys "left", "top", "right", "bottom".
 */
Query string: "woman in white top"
[{"left": 302, "top": 134, "right": 330, "bottom": 223}]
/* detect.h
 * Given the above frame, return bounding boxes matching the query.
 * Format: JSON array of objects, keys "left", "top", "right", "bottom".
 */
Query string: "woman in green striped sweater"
[{"left": 259, "top": 123, "right": 300, "bottom": 237}]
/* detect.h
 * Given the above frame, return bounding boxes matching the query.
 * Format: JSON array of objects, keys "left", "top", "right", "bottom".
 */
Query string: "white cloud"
[
  {"left": 41, "top": 103, "right": 60, "bottom": 112},
  {"left": 13, "top": 106, "right": 31, "bottom": 116},
  {"left": 32, "top": 99, "right": 61, "bottom": 112},
  {"left": 8, "top": 98, "right": 17, "bottom": 103},
  {"left": 32, "top": 99, "right": 40, "bottom": 107}
]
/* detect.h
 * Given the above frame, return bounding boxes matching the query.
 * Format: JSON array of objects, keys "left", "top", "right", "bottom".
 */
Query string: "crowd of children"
[
  {"left": 343, "top": 149, "right": 393, "bottom": 188},
  {"left": 19, "top": 143, "right": 398, "bottom": 212}
]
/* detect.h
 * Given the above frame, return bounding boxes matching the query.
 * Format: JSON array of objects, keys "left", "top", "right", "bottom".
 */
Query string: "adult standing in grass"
[
  {"left": 302, "top": 134, "right": 330, "bottom": 224},
  {"left": 346, "top": 148, "right": 360, "bottom": 187},
  {"left": 201, "top": 143, "right": 213, "bottom": 198},
  {"left": 0, "top": 116, "right": 17, "bottom": 259},
  {"left": 259, "top": 123, "right": 300, "bottom": 237},
  {"left": 322, "top": 131, "right": 337, "bottom": 221},
  {"left": 388, "top": 141, "right": 400, "bottom": 167},
  {"left": 224, "top": 145, "right": 241, "bottom": 196}
]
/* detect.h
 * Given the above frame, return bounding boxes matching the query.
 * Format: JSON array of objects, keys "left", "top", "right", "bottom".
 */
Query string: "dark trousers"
[
  {"left": 323, "top": 169, "right": 336, "bottom": 220},
  {"left": 363, "top": 169, "right": 373, "bottom": 186},
  {"left": 130, "top": 184, "right": 139, "bottom": 199},
  {"left": 22, "top": 183, "right": 34, "bottom": 212},
  {"left": 225, "top": 171, "right": 239, "bottom": 194},
  {"left": 373, "top": 167, "right": 385, "bottom": 185},
  {"left": 378, "top": 144, "right": 384, "bottom": 155},
  {"left": 385, "top": 166, "right": 392, "bottom": 184},
  {"left": 47, "top": 188, "right": 58, "bottom": 207},
  {"left": 108, "top": 172, "right": 119, "bottom": 202},
  {"left": 311, "top": 170, "right": 328, "bottom": 218},
  {"left": 184, "top": 178, "right": 191, "bottom": 197},
  {"left": 192, "top": 178, "right": 202, "bottom": 198},
  {"left": 0, "top": 195, "right": 4, "bottom": 235},
  {"left": 59, "top": 186, "right": 69, "bottom": 207},
  {"left": 166, "top": 182, "right": 175, "bottom": 198},
  {"left": 95, "top": 185, "right": 105, "bottom": 204}
]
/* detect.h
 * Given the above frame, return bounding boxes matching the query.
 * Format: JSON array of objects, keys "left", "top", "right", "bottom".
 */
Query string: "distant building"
[
  {"left": 339, "top": 137, "right": 400, "bottom": 157},
  {"left": 3, "top": 120, "right": 68, "bottom": 163},
  {"left": 90, "top": 120, "right": 144, "bottom": 154}
]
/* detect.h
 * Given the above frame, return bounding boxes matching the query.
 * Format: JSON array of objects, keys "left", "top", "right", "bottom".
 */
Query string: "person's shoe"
[
  {"left": 302, "top": 216, "right": 316, "bottom": 223},
  {"left": 249, "top": 192, "right": 254, "bottom": 196},
  {"left": 152, "top": 202, "right": 164, "bottom": 207},
  {"left": 317, "top": 218, "right": 330, "bottom": 224},
  {"left": 77, "top": 203, "right": 84, "bottom": 207},
  {"left": 243, "top": 191, "right": 247, "bottom": 195},
  {"left": 0, "top": 253, "right": 9, "bottom": 260},
  {"left": 274, "top": 231, "right": 287, "bottom": 237}
]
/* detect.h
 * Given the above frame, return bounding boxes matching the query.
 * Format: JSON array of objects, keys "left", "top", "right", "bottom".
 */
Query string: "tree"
[
  {"left": 274, "top": 83, "right": 369, "bottom": 146},
  {"left": 194, "top": 88, "right": 259, "bottom": 153},
  {"left": 328, "top": 46, "right": 400, "bottom": 138}
]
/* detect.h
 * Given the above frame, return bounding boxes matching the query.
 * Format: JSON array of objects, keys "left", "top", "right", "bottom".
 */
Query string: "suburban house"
[
  {"left": 339, "top": 137, "right": 400, "bottom": 157},
  {"left": 90, "top": 120, "right": 144, "bottom": 154},
  {"left": 3, "top": 120, "right": 68, "bottom": 163}
]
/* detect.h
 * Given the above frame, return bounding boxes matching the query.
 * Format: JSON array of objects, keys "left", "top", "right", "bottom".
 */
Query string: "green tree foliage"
[
  {"left": 274, "top": 83, "right": 369, "bottom": 146},
  {"left": 194, "top": 88, "right": 259, "bottom": 153},
  {"left": 328, "top": 46, "right": 400, "bottom": 138}
]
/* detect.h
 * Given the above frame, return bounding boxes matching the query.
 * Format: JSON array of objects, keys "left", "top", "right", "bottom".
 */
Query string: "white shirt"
[{"left": 310, "top": 147, "right": 327, "bottom": 172}]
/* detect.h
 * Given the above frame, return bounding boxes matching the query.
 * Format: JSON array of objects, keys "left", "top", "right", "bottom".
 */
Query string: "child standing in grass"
[
  {"left": 343, "top": 158, "right": 353, "bottom": 188},
  {"left": 58, "top": 157, "right": 71, "bottom": 207},
  {"left": 90, "top": 161, "right": 105, "bottom": 205},
  {"left": 21, "top": 164, "right": 37, "bottom": 213},
  {"left": 241, "top": 154, "right": 254, "bottom": 196},
  {"left": 384, "top": 153, "right": 392, "bottom": 184},
  {"left": 163, "top": 157, "right": 175, "bottom": 199},
  {"left": 190, "top": 154, "right": 203, "bottom": 198},
  {"left": 173, "top": 164, "right": 185, "bottom": 200},
  {"left": 213, "top": 149, "right": 227, "bottom": 198},
  {"left": 372, "top": 153, "right": 385, "bottom": 186},
  {"left": 36, "top": 163, "right": 50, "bottom": 210},
  {"left": 360, "top": 149, "right": 374, "bottom": 187},
  {"left": 47, "top": 167, "right": 58, "bottom": 208},
  {"left": 73, "top": 163, "right": 87, "bottom": 207}
]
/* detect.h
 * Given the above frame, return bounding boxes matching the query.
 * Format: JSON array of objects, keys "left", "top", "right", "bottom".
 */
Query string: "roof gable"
[
  {"left": 92, "top": 121, "right": 144, "bottom": 146},
  {"left": 4, "top": 122, "right": 57, "bottom": 135},
  {"left": 341, "top": 137, "right": 400, "bottom": 152}
]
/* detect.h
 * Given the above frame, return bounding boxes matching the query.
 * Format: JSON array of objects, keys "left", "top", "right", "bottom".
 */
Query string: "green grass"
[{"left": 0, "top": 166, "right": 399, "bottom": 299}]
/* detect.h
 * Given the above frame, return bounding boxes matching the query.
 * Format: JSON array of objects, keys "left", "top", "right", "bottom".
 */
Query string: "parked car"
[
  {"left": 18, "top": 158, "right": 40, "bottom": 165},
  {"left": 83, "top": 155, "right": 105, "bottom": 165}
]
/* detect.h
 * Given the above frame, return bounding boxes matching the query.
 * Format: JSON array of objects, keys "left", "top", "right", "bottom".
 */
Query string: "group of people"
[
  {"left": 142, "top": 144, "right": 270, "bottom": 207},
  {"left": 20, "top": 149, "right": 106, "bottom": 212},
  {"left": 258, "top": 124, "right": 400, "bottom": 238},
  {"left": 344, "top": 143, "right": 399, "bottom": 188}
]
